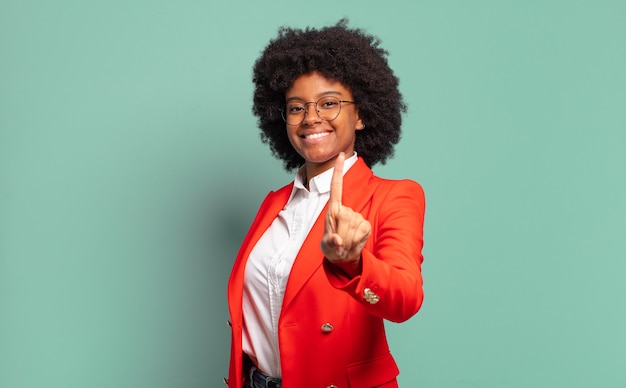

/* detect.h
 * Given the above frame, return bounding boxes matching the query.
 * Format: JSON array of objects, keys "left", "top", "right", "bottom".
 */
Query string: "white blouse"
[{"left": 241, "top": 152, "right": 358, "bottom": 377}]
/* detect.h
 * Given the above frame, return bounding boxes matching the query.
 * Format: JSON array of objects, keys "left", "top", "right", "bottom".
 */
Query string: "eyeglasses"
[{"left": 281, "top": 96, "right": 355, "bottom": 126}]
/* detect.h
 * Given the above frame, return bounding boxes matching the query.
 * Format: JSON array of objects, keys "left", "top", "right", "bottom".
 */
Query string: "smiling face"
[{"left": 285, "top": 71, "right": 364, "bottom": 179}]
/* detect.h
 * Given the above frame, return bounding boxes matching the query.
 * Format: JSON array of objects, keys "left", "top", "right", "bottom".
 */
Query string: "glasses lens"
[
  {"left": 317, "top": 97, "right": 341, "bottom": 121},
  {"left": 282, "top": 97, "right": 342, "bottom": 125},
  {"left": 283, "top": 102, "right": 305, "bottom": 125}
]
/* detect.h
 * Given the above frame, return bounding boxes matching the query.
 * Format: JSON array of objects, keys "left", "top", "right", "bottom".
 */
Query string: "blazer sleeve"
[{"left": 324, "top": 179, "right": 426, "bottom": 322}]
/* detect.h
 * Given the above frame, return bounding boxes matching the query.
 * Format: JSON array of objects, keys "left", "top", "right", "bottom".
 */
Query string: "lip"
[{"left": 299, "top": 130, "right": 332, "bottom": 144}]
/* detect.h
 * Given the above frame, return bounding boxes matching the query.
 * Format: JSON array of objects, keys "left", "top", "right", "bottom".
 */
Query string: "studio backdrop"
[{"left": 1, "top": 1, "right": 625, "bottom": 387}]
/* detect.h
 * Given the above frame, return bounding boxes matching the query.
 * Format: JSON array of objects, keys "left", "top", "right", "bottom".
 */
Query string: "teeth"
[{"left": 304, "top": 132, "right": 329, "bottom": 140}]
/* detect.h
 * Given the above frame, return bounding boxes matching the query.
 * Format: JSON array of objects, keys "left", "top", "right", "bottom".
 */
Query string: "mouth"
[{"left": 301, "top": 131, "right": 331, "bottom": 140}]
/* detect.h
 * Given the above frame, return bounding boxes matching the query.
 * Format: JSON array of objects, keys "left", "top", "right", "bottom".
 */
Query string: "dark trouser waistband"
[{"left": 248, "top": 366, "right": 282, "bottom": 388}]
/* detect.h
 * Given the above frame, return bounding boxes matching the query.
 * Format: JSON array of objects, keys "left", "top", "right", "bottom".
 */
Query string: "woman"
[{"left": 226, "top": 20, "right": 425, "bottom": 388}]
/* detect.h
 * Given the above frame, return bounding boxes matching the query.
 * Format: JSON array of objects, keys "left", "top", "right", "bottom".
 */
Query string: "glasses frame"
[{"left": 280, "top": 97, "right": 355, "bottom": 126}]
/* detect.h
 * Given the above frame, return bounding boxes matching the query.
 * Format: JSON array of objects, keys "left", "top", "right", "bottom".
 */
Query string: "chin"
[{"left": 304, "top": 154, "right": 334, "bottom": 164}]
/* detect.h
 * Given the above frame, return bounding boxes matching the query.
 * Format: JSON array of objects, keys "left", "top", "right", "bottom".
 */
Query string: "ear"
[{"left": 355, "top": 113, "right": 364, "bottom": 131}]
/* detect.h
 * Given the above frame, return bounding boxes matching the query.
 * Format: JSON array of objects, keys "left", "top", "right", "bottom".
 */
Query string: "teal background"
[{"left": 1, "top": 1, "right": 625, "bottom": 387}]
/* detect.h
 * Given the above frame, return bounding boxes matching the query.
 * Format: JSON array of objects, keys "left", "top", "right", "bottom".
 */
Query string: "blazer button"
[
  {"left": 320, "top": 322, "right": 334, "bottom": 333},
  {"left": 363, "top": 288, "right": 380, "bottom": 304},
  {"left": 227, "top": 320, "right": 232, "bottom": 328},
  {"left": 327, "top": 385, "right": 338, "bottom": 388},
  {"left": 222, "top": 377, "right": 229, "bottom": 386}
]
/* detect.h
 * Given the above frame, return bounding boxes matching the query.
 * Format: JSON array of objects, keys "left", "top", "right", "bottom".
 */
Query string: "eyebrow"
[{"left": 285, "top": 90, "right": 343, "bottom": 103}]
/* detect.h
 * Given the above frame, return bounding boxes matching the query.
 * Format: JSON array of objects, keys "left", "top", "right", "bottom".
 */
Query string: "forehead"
[{"left": 285, "top": 71, "right": 352, "bottom": 99}]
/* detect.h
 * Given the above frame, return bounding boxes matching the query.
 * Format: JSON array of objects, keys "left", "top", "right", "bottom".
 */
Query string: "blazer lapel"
[
  {"left": 282, "top": 158, "right": 379, "bottom": 310},
  {"left": 229, "top": 184, "right": 293, "bottom": 321},
  {"left": 340, "top": 157, "right": 378, "bottom": 214}
]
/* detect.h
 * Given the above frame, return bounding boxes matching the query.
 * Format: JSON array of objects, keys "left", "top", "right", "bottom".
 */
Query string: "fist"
[{"left": 321, "top": 153, "right": 371, "bottom": 277}]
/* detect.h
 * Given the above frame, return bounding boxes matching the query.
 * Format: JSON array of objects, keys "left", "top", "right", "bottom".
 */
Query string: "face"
[{"left": 285, "top": 71, "right": 363, "bottom": 178}]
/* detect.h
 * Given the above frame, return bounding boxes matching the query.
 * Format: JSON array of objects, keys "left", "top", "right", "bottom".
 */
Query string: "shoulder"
[
  {"left": 367, "top": 176, "right": 426, "bottom": 219},
  {"left": 251, "top": 181, "right": 294, "bottom": 213},
  {"left": 371, "top": 175, "right": 425, "bottom": 199},
  {"left": 346, "top": 157, "right": 423, "bottom": 194},
  {"left": 264, "top": 181, "right": 294, "bottom": 199}
]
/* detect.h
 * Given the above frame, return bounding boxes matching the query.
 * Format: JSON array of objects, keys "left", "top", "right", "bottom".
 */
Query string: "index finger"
[{"left": 329, "top": 152, "right": 345, "bottom": 207}]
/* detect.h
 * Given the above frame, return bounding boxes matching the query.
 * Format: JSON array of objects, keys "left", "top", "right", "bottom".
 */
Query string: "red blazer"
[{"left": 227, "top": 157, "right": 425, "bottom": 387}]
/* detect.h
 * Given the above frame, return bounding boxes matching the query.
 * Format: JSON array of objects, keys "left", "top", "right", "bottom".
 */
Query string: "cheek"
[{"left": 286, "top": 128, "right": 300, "bottom": 146}]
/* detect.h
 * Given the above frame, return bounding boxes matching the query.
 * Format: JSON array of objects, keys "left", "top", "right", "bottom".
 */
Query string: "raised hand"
[{"left": 321, "top": 152, "right": 371, "bottom": 277}]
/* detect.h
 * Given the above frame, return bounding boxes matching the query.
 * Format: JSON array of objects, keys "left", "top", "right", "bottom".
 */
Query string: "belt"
[{"left": 250, "top": 367, "right": 282, "bottom": 388}]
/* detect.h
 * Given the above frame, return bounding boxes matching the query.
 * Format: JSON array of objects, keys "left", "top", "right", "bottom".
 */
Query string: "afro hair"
[{"left": 252, "top": 19, "right": 406, "bottom": 171}]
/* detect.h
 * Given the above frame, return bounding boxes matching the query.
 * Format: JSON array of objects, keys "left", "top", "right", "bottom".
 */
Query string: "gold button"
[
  {"left": 321, "top": 323, "right": 334, "bottom": 333},
  {"left": 363, "top": 288, "right": 380, "bottom": 304}
]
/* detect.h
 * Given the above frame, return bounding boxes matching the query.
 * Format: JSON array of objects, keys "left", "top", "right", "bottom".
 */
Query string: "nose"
[{"left": 302, "top": 102, "right": 321, "bottom": 125}]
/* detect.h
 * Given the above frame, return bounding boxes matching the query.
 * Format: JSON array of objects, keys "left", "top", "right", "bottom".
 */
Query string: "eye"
[
  {"left": 319, "top": 98, "right": 339, "bottom": 109},
  {"left": 286, "top": 104, "right": 305, "bottom": 114}
]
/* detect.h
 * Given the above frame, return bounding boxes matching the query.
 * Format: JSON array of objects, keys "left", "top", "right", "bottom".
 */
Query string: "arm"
[{"left": 324, "top": 178, "right": 426, "bottom": 323}]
